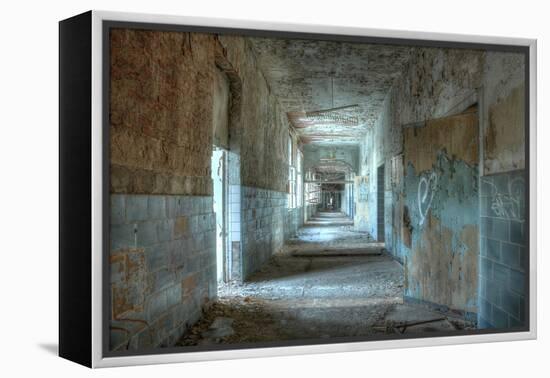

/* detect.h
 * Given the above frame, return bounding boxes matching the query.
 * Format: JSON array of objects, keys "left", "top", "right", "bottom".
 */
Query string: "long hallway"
[
  {"left": 177, "top": 212, "right": 471, "bottom": 346},
  {"left": 108, "top": 28, "right": 527, "bottom": 352}
]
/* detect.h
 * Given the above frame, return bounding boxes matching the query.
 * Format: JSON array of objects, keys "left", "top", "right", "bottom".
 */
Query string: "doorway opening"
[
  {"left": 211, "top": 147, "right": 229, "bottom": 283},
  {"left": 320, "top": 183, "right": 343, "bottom": 211},
  {"left": 377, "top": 164, "right": 385, "bottom": 242}
]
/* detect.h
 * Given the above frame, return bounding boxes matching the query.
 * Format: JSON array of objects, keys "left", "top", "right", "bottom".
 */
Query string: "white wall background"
[{"left": 0, "top": 0, "right": 547, "bottom": 376}]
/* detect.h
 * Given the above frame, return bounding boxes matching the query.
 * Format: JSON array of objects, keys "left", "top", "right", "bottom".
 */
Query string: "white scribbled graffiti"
[
  {"left": 483, "top": 176, "right": 525, "bottom": 221},
  {"left": 418, "top": 171, "right": 438, "bottom": 226}
]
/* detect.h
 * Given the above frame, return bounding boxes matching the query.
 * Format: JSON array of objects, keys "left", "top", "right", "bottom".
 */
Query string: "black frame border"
[{"left": 59, "top": 10, "right": 93, "bottom": 367}]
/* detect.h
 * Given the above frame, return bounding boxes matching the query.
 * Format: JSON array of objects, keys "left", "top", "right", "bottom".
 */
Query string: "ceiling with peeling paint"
[
  {"left": 247, "top": 37, "right": 412, "bottom": 145},
  {"left": 303, "top": 144, "right": 359, "bottom": 176}
]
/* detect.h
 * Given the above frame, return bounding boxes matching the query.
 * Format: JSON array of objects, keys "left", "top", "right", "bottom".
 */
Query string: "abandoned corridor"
[
  {"left": 177, "top": 212, "right": 469, "bottom": 346},
  {"left": 109, "top": 30, "right": 527, "bottom": 351}
]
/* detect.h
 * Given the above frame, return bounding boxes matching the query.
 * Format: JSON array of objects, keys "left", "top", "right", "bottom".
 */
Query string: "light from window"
[
  {"left": 288, "top": 135, "right": 296, "bottom": 209},
  {"left": 296, "top": 151, "right": 303, "bottom": 207}
]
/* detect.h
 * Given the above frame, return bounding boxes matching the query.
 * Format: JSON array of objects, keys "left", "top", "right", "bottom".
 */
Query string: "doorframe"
[
  {"left": 211, "top": 146, "right": 231, "bottom": 283},
  {"left": 377, "top": 163, "right": 385, "bottom": 242}
]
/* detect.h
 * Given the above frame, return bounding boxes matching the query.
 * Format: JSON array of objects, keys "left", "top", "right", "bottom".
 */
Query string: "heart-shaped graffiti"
[{"left": 418, "top": 171, "right": 438, "bottom": 226}]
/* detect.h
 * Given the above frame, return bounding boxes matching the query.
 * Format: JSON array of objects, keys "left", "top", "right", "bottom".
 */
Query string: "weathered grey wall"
[{"left": 110, "top": 195, "right": 216, "bottom": 351}]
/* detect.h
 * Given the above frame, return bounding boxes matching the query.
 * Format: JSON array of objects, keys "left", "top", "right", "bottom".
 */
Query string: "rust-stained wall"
[
  {"left": 402, "top": 109, "right": 480, "bottom": 315},
  {"left": 109, "top": 30, "right": 296, "bottom": 350},
  {"left": 110, "top": 30, "right": 291, "bottom": 195},
  {"left": 402, "top": 107, "right": 479, "bottom": 173},
  {"left": 110, "top": 29, "right": 218, "bottom": 196}
]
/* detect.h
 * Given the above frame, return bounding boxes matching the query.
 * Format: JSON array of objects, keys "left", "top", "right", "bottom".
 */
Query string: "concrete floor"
[{"left": 177, "top": 212, "right": 473, "bottom": 346}]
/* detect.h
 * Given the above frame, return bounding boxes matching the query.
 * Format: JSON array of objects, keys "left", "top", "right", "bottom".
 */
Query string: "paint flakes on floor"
[{"left": 177, "top": 215, "right": 474, "bottom": 346}]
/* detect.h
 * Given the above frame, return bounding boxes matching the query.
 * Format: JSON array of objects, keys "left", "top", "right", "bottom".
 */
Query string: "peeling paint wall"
[
  {"left": 110, "top": 30, "right": 292, "bottom": 193},
  {"left": 109, "top": 30, "right": 299, "bottom": 350},
  {"left": 402, "top": 110, "right": 479, "bottom": 315},
  {"left": 356, "top": 46, "right": 526, "bottom": 321},
  {"left": 110, "top": 29, "right": 217, "bottom": 196}
]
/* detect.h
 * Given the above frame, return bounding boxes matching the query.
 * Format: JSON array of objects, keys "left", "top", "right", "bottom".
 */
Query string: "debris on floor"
[
  {"left": 176, "top": 298, "right": 475, "bottom": 346},
  {"left": 291, "top": 245, "right": 383, "bottom": 257},
  {"left": 176, "top": 298, "right": 283, "bottom": 345},
  {"left": 176, "top": 220, "right": 475, "bottom": 347},
  {"left": 201, "top": 317, "right": 235, "bottom": 339}
]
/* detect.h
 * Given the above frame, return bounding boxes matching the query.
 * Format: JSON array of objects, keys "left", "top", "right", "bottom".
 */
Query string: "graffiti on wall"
[
  {"left": 483, "top": 176, "right": 525, "bottom": 221},
  {"left": 418, "top": 171, "right": 438, "bottom": 226}
]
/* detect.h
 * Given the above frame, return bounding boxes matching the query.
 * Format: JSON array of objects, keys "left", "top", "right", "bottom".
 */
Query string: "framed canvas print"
[{"left": 59, "top": 10, "right": 537, "bottom": 368}]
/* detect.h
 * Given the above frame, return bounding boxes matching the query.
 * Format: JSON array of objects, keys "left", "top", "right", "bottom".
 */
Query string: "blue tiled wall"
[{"left": 478, "top": 170, "right": 527, "bottom": 328}]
